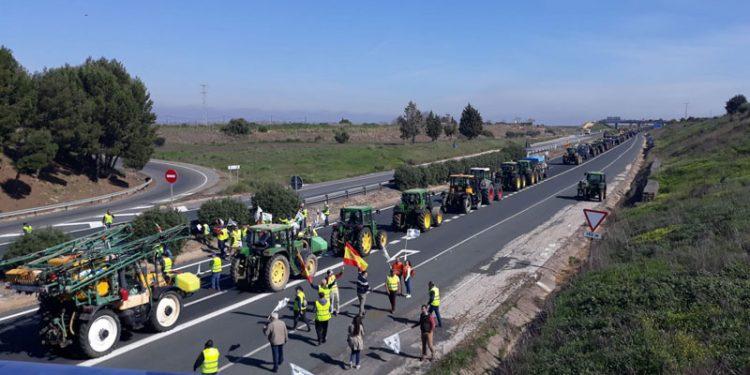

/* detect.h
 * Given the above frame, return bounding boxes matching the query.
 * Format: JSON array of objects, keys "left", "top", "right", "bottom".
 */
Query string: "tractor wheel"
[
  {"left": 530, "top": 173, "right": 536, "bottom": 185},
  {"left": 481, "top": 188, "right": 491, "bottom": 205},
  {"left": 392, "top": 213, "right": 404, "bottom": 232},
  {"left": 577, "top": 188, "right": 584, "bottom": 200},
  {"left": 461, "top": 197, "right": 471, "bottom": 214},
  {"left": 357, "top": 227, "right": 374, "bottom": 257},
  {"left": 149, "top": 291, "right": 182, "bottom": 332},
  {"left": 417, "top": 210, "right": 431, "bottom": 232},
  {"left": 77, "top": 309, "right": 121, "bottom": 358},
  {"left": 521, "top": 177, "right": 527, "bottom": 189},
  {"left": 300, "top": 250, "right": 318, "bottom": 278},
  {"left": 230, "top": 257, "right": 250, "bottom": 290},
  {"left": 263, "top": 254, "right": 290, "bottom": 292},
  {"left": 330, "top": 229, "right": 343, "bottom": 256},
  {"left": 431, "top": 207, "right": 443, "bottom": 227},
  {"left": 514, "top": 177, "right": 521, "bottom": 191},
  {"left": 376, "top": 231, "right": 388, "bottom": 250},
  {"left": 604, "top": 188, "right": 608, "bottom": 200}
]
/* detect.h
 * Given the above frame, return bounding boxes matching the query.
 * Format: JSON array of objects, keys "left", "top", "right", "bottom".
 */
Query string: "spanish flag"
[
  {"left": 296, "top": 252, "right": 314, "bottom": 284},
  {"left": 343, "top": 242, "right": 368, "bottom": 271}
]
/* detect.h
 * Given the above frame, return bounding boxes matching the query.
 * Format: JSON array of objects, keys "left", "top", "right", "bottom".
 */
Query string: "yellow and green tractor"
[{"left": 330, "top": 206, "right": 387, "bottom": 257}]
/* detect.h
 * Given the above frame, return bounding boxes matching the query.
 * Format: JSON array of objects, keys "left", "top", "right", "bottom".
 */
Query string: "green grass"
[
  {"left": 155, "top": 138, "right": 518, "bottom": 187},
  {"left": 503, "top": 114, "right": 750, "bottom": 374}
]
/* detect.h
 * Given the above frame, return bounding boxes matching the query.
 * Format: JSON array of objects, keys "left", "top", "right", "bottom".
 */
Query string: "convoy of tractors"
[{"left": 0, "top": 128, "right": 639, "bottom": 358}]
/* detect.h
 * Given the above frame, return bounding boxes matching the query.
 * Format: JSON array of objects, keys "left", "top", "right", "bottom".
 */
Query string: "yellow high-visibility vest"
[
  {"left": 302, "top": 209, "right": 309, "bottom": 218},
  {"left": 294, "top": 290, "right": 306, "bottom": 312},
  {"left": 430, "top": 286, "right": 440, "bottom": 307},
  {"left": 202, "top": 224, "right": 210, "bottom": 236},
  {"left": 230, "top": 229, "right": 242, "bottom": 247},
  {"left": 318, "top": 284, "right": 330, "bottom": 300},
  {"left": 217, "top": 228, "right": 229, "bottom": 241},
  {"left": 327, "top": 274, "right": 338, "bottom": 292},
  {"left": 386, "top": 275, "right": 399, "bottom": 292},
  {"left": 315, "top": 300, "right": 331, "bottom": 322},
  {"left": 103, "top": 213, "right": 114, "bottom": 224},
  {"left": 163, "top": 257, "right": 173, "bottom": 274},
  {"left": 22, "top": 225, "right": 33, "bottom": 234},
  {"left": 212, "top": 257, "right": 222, "bottom": 273},
  {"left": 201, "top": 347, "right": 219, "bottom": 374}
]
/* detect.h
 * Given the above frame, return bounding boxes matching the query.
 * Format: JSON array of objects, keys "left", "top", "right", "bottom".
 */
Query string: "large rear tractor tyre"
[
  {"left": 376, "top": 231, "right": 388, "bottom": 250},
  {"left": 514, "top": 177, "right": 521, "bottom": 191},
  {"left": 231, "top": 257, "right": 251, "bottom": 290},
  {"left": 300, "top": 251, "right": 318, "bottom": 278},
  {"left": 392, "top": 214, "right": 404, "bottom": 232},
  {"left": 357, "top": 227, "right": 374, "bottom": 257},
  {"left": 431, "top": 207, "right": 443, "bottom": 227},
  {"left": 263, "top": 254, "right": 290, "bottom": 292},
  {"left": 461, "top": 197, "right": 471, "bottom": 214},
  {"left": 521, "top": 177, "right": 527, "bottom": 189},
  {"left": 77, "top": 309, "right": 121, "bottom": 358},
  {"left": 417, "top": 210, "right": 431, "bottom": 232},
  {"left": 149, "top": 291, "right": 182, "bottom": 332},
  {"left": 330, "top": 229, "right": 343, "bottom": 256}
]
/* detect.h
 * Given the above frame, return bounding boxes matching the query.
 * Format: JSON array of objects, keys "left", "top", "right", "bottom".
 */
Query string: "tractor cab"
[
  {"left": 501, "top": 162, "right": 518, "bottom": 174},
  {"left": 330, "top": 206, "right": 384, "bottom": 257},
  {"left": 517, "top": 159, "right": 532, "bottom": 173},
  {"left": 401, "top": 190, "right": 427, "bottom": 208},
  {"left": 566, "top": 147, "right": 577, "bottom": 156},
  {"left": 586, "top": 171, "right": 606, "bottom": 184},
  {"left": 340, "top": 206, "right": 371, "bottom": 227},
  {"left": 449, "top": 174, "right": 475, "bottom": 194},
  {"left": 470, "top": 167, "right": 491, "bottom": 181}
]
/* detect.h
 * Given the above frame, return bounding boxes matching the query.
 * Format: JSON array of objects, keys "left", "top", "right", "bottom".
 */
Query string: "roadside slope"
[{"left": 504, "top": 115, "right": 750, "bottom": 373}]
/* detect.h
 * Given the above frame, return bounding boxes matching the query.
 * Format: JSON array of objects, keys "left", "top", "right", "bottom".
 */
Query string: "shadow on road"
[{"left": 310, "top": 352, "right": 347, "bottom": 369}]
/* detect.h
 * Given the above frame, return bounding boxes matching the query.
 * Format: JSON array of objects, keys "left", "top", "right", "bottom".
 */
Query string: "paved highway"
[{"left": 0, "top": 135, "right": 643, "bottom": 373}]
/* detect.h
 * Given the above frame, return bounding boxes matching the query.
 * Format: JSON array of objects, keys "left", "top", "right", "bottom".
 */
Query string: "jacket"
[
  {"left": 417, "top": 312, "right": 436, "bottom": 334},
  {"left": 263, "top": 319, "right": 288, "bottom": 346},
  {"left": 347, "top": 323, "right": 365, "bottom": 351},
  {"left": 356, "top": 274, "right": 369, "bottom": 295}
]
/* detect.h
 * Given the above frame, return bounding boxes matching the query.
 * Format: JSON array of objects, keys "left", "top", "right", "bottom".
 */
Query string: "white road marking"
[
  {"left": 148, "top": 160, "right": 210, "bottom": 201},
  {"left": 388, "top": 240, "right": 401, "bottom": 245},
  {"left": 443, "top": 219, "right": 452, "bottom": 223},
  {"left": 451, "top": 216, "right": 459, "bottom": 220},
  {"left": 0, "top": 307, "right": 39, "bottom": 323},
  {"left": 0, "top": 233, "right": 21, "bottom": 238},
  {"left": 184, "top": 291, "right": 228, "bottom": 307}
]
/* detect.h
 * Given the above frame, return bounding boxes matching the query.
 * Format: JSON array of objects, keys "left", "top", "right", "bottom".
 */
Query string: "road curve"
[{"left": 0, "top": 135, "right": 643, "bottom": 373}]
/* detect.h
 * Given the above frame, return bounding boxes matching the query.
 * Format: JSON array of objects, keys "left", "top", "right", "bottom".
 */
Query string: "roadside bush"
[
  {"left": 221, "top": 118, "right": 252, "bottom": 136},
  {"left": 223, "top": 182, "right": 252, "bottom": 195},
  {"left": 153, "top": 137, "right": 166, "bottom": 147},
  {"left": 394, "top": 165, "right": 423, "bottom": 190},
  {"left": 3, "top": 228, "right": 71, "bottom": 260},
  {"left": 257, "top": 125, "right": 269, "bottom": 133},
  {"left": 251, "top": 182, "right": 301, "bottom": 221},
  {"left": 198, "top": 198, "right": 251, "bottom": 226},
  {"left": 334, "top": 129, "right": 350, "bottom": 144},
  {"left": 131, "top": 207, "right": 189, "bottom": 256},
  {"left": 480, "top": 129, "right": 495, "bottom": 138}
]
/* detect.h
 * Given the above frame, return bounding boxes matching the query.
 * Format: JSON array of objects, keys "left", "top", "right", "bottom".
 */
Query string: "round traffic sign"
[{"left": 165, "top": 169, "right": 178, "bottom": 184}]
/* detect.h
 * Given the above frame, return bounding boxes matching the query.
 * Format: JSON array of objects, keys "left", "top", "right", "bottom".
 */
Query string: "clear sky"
[{"left": 2, "top": 1, "right": 749, "bottom": 124}]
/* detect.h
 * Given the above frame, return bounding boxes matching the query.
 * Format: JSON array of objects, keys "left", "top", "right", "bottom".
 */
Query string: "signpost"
[
  {"left": 165, "top": 169, "right": 178, "bottom": 205},
  {"left": 290, "top": 175, "right": 303, "bottom": 190},
  {"left": 227, "top": 165, "right": 240, "bottom": 184},
  {"left": 583, "top": 208, "right": 608, "bottom": 240}
]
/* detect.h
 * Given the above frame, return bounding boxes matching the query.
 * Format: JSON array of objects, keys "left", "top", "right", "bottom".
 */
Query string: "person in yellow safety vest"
[
  {"left": 241, "top": 224, "right": 249, "bottom": 243},
  {"left": 386, "top": 269, "right": 400, "bottom": 314},
  {"left": 314, "top": 292, "right": 332, "bottom": 345},
  {"left": 427, "top": 281, "right": 442, "bottom": 327},
  {"left": 193, "top": 339, "right": 219, "bottom": 374},
  {"left": 229, "top": 226, "right": 242, "bottom": 254},
  {"left": 292, "top": 286, "right": 311, "bottom": 331},
  {"left": 210, "top": 254, "right": 222, "bottom": 291},
  {"left": 322, "top": 203, "right": 330, "bottom": 226},
  {"left": 216, "top": 226, "right": 229, "bottom": 258},
  {"left": 317, "top": 279, "right": 330, "bottom": 301},
  {"left": 200, "top": 223, "right": 210, "bottom": 246},
  {"left": 300, "top": 203, "right": 309, "bottom": 228},
  {"left": 326, "top": 268, "right": 344, "bottom": 315},
  {"left": 22, "top": 223, "right": 33, "bottom": 235},
  {"left": 102, "top": 210, "right": 114, "bottom": 229},
  {"left": 161, "top": 256, "right": 173, "bottom": 279}
]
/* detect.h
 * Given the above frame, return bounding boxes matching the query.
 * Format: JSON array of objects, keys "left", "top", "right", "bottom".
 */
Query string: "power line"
[
  {"left": 200, "top": 84, "right": 208, "bottom": 127},
  {"left": 683, "top": 102, "right": 689, "bottom": 119}
]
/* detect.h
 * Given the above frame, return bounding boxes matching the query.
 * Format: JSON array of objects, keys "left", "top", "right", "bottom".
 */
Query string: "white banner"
[
  {"left": 272, "top": 297, "right": 290, "bottom": 314},
  {"left": 290, "top": 363, "right": 314, "bottom": 375},
  {"left": 406, "top": 228, "right": 420, "bottom": 239},
  {"left": 384, "top": 333, "right": 401, "bottom": 354}
]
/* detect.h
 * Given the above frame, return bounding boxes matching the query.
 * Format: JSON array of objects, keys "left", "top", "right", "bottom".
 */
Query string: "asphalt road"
[{"left": 0, "top": 134, "right": 643, "bottom": 373}]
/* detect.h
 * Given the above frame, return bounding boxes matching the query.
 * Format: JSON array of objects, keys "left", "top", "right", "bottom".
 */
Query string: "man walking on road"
[
  {"left": 264, "top": 312, "right": 288, "bottom": 373},
  {"left": 314, "top": 292, "right": 332, "bottom": 345},
  {"left": 414, "top": 305, "right": 436, "bottom": 361},
  {"left": 102, "top": 210, "right": 114, "bottom": 229},
  {"left": 292, "top": 286, "right": 311, "bottom": 331},
  {"left": 21, "top": 223, "right": 33, "bottom": 235},
  {"left": 403, "top": 259, "right": 414, "bottom": 298},
  {"left": 356, "top": 269, "right": 369, "bottom": 315},
  {"left": 427, "top": 281, "right": 442, "bottom": 327},
  {"left": 386, "top": 269, "right": 400, "bottom": 314},
  {"left": 210, "top": 254, "right": 222, "bottom": 291},
  {"left": 193, "top": 339, "right": 220, "bottom": 374}
]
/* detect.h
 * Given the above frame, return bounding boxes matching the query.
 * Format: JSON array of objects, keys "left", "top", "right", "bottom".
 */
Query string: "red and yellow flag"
[
  {"left": 343, "top": 242, "right": 368, "bottom": 271},
  {"left": 296, "top": 252, "right": 314, "bottom": 284}
]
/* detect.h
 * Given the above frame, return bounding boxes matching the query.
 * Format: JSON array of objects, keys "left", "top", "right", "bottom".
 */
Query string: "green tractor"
[
  {"left": 562, "top": 147, "right": 583, "bottom": 165},
  {"left": 330, "top": 206, "right": 387, "bottom": 257},
  {"left": 469, "top": 167, "right": 502, "bottom": 204},
  {"left": 442, "top": 174, "right": 480, "bottom": 214},
  {"left": 518, "top": 159, "right": 542, "bottom": 186},
  {"left": 392, "top": 188, "right": 444, "bottom": 232},
  {"left": 577, "top": 172, "right": 607, "bottom": 201},
  {"left": 500, "top": 162, "right": 525, "bottom": 191},
  {"left": 230, "top": 223, "right": 327, "bottom": 292}
]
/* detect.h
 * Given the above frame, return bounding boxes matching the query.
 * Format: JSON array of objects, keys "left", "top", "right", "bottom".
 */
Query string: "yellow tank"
[{"left": 175, "top": 273, "right": 200, "bottom": 293}]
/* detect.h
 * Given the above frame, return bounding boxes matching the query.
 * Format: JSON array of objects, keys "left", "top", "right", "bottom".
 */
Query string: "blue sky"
[{"left": 1, "top": 1, "right": 749, "bottom": 124}]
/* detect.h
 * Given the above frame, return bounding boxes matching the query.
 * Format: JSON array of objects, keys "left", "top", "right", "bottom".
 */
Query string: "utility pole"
[
  {"left": 683, "top": 102, "right": 689, "bottom": 119},
  {"left": 201, "top": 84, "right": 208, "bottom": 127}
]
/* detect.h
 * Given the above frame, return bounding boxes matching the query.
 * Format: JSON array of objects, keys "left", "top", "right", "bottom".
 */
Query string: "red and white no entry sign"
[{"left": 165, "top": 169, "right": 178, "bottom": 184}]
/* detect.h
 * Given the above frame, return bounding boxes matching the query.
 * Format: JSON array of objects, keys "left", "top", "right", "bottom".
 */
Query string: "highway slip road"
[{"left": 0, "top": 135, "right": 642, "bottom": 374}]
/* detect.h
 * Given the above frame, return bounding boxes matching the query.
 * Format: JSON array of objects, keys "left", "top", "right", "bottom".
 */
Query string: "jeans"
[
  {"left": 271, "top": 344, "right": 284, "bottom": 370},
  {"left": 428, "top": 305, "right": 442, "bottom": 327},
  {"left": 211, "top": 272, "right": 221, "bottom": 291},
  {"left": 349, "top": 350, "right": 360, "bottom": 366},
  {"left": 315, "top": 320, "right": 329, "bottom": 344},
  {"left": 404, "top": 278, "right": 412, "bottom": 295}
]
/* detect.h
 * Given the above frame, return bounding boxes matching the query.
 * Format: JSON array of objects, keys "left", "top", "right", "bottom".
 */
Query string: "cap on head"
[{"left": 205, "top": 339, "right": 214, "bottom": 348}]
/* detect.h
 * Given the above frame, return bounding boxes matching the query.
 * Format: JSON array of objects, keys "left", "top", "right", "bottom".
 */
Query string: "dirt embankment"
[
  {"left": 384, "top": 140, "right": 646, "bottom": 375},
  {"left": 0, "top": 154, "right": 148, "bottom": 212}
]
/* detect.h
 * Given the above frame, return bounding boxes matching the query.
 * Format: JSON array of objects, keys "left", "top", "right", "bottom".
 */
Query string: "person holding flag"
[
  {"left": 325, "top": 268, "right": 344, "bottom": 315},
  {"left": 343, "top": 242, "right": 368, "bottom": 272}
]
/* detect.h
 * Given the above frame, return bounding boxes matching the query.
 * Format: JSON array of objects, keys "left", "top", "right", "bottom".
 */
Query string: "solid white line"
[
  {"left": 443, "top": 219, "right": 452, "bottom": 223},
  {"left": 148, "top": 160, "right": 210, "bottom": 200},
  {"left": 388, "top": 240, "right": 401, "bottom": 245},
  {"left": 0, "top": 307, "right": 39, "bottom": 323},
  {"left": 0, "top": 233, "right": 22, "bottom": 238},
  {"left": 79, "top": 261, "right": 346, "bottom": 367},
  {"left": 450, "top": 216, "right": 459, "bottom": 220},
  {"left": 184, "top": 291, "right": 228, "bottom": 307}
]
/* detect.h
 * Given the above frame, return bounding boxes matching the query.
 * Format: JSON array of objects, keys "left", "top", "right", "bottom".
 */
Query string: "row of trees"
[
  {"left": 0, "top": 46, "right": 157, "bottom": 180},
  {"left": 397, "top": 101, "right": 484, "bottom": 143}
]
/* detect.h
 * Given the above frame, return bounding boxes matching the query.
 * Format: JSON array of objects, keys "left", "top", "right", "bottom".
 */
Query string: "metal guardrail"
[
  {"left": 0, "top": 178, "right": 153, "bottom": 221},
  {"left": 525, "top": 131, "right": 604, "bottom": 155},
  {"left": 302, "top": 181, "right": 393, "bottom": 205}
]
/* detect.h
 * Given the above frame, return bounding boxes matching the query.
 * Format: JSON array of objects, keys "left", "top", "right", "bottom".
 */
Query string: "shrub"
[
  {"left": 725, "top": 94, "right": 747, "bottom": 115},
  {"left": 198, "top": 198, "right": 251, "bottom": 226},
  {"left": 131, "top": 207, "right": 189, "bottom": 256},
  {"left": 251, "top": 182, "right": 301, "bottom": 221},
  {"left": 153, "top": 137, "right": 166, "bottom": 147},
  {"left": 221, "top": 118, "right": 252, "bottom": 136},
  {"left": 339, "top": 118, "right": 352, "bottom": 125},
  {"left": 4, "top": 228, "right": 71, "bottom": 260},
  {"left": 334, "top": 129, "right": 350, "bottom": 144},
  {"left": 257, "top": 125, "right": 269, "bottom": 133},
  {"left": 223, "top": 182, "right": 252, "bottom": 195},
  {"left": 394, "top": 165, "right": 423, "bottom": 190},
  {"left": 480, "top": 129, "right": 495, "bottom": 138}
]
